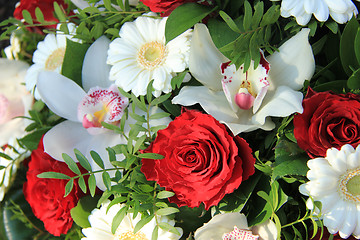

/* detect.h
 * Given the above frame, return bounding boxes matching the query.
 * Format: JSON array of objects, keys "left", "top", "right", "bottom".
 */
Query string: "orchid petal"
[
  {"left": 172, "top": 86, "right": 238, "bottom": 123},
  {"left": 267, "top": 28, "right": 315, "bottom": 90},
  {"left": 43, "top": 120, "right": 91, "bottom": 161},
  {"left": 0, "top": 119, "right": 26, "bottom": 147},
  {"left": 189, "top": 24, "right": 228, "bottom": 91},
  {"left": 82, "top": 36, "right": 112, "bottom": 92},
  {"left": 253, "top": 86, "right": 304, "bottom": 125},
  {"left": 37, "top": 71, "right": 86, "bottom": 122},
  {"left": 251, "top": 219, "right": 278, "bottom": 240}
]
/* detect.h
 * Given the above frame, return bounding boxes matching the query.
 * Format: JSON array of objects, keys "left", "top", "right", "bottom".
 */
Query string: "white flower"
[
  {"left": 25, "top": 23, "right": 81, "bottom": 100},
  {"left": 107, "top": 13, "right": 192, "bottom": 97},
  {"left": 194, "top": 212, "right": 277, "bottom": 240},
  {"left": 82, "top": 201, "right": 182, "bottom": 240},
  {"left": 299, "top": 144, "right": 360, "bottom": 239},
  {"left": 0, "top": 59, "right": 33, "bottom": 147},
  {"left": 4, "top": 32, "right": 21, "bottom": 60},
  {"left": 37, "top": 36, "right": 171, "bottom": 191},
  {"left": 0, "top": 138, "right": 28, "bottom": 201},
  {"left": 272, "top": 0, "right": 360, "bottom": 25},
  {"left": 172, "top": 24, "right": 315, "bottom": 135}
]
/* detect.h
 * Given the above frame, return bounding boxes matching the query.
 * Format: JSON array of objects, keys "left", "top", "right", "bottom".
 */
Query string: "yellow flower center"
[
  {"left": 339, "top": 167, "right": 360, "bottom": 203},
  {"left": 45, "top": 47, "right": 65, "bottom": 71},
  {"left": 115, "top": 230, "right": 148, "bottom": 240},
  {"left": 137, "top": 41, "right": 166, "bottom": 70}
]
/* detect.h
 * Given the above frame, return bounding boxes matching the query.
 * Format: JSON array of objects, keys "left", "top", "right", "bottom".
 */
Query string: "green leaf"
[
  {"left": 134, "top": 215, "right": 154, "bottom": 234},
  {"left": 165, "top": 3, "right": 215, "bottom": 43},
  {"left": 149, "top": 112, "right": 170, "bottom": 120},
  {"left": 78, "top": 176, "right": 87, "bottom": 194},
  {"left": 152, "top": 225, "right": 159, "bottom": 240},
  {"left": 90, "top": 151, "right": 105, "bottom": 169},
  {"left": 272, "top": 139, "right": 309, "bottom": 180},
  {"left": 111, "top": 206, "right": 128, "bottom": 234},
  {"left": 88, "top": 174, "right": 97, "bottom": 197},
  {"left": 61, "top": 39, "right": 90, "bottom": 87},
  {"left": 137, "top": 153, "right": 164, "bottom": 160},
  {"left": 151, "top": 93, "right": 171, "bottom": 105},
  {"left": 171, "top": 71, "right": 188, "bottom": 90},
  {"left": 157, "top": 191, "right": 175, "bottom": 199},
  {"left": 131, "top": 94, "right": 147, "bottom": 112},
  {"left": 340, "top": 17, "right": 360, "bottom": 76},
  {"left": 70, "top": 195, "right": 100, "bottom": 228},
  {"left": 62, "top": 153, "right": 81, "bottom": 175},
  {"left": 34, "top": 7, "right": 44, "bottom": 23},
  {"left": 134, "top": 135, "right": 146, "bottom": 153},
  {"left": 21, "top": 10, "right": 33, "bottom": 24},
  {"left": 103, "top": 0, "right": 112, "bottom": 10},
  {"left": 243, "top": 1, "right": 252, "bottom": 31},
  {"left": 129, "top": 112, "right": 147, "bottom": 123},
  {"left": 156, "top": 207, "right": 179, "bottom": 216},
  {"left": 219, "top": 11, "right": 241, "bottom": 33},
  {"left": 53, "top": 1, "right": 66, "bottom": 22},
  {"left": 252, "top": 1, "right": 264, "bottom": 29},
  {"left": 0, "top": 153, "right": 12, "bottom": 160},
  {"left": 347, "top": 68, "right": 360, "bottom": 89},
  {"left": 260, "top": 5, "right": 280, "bottom": 27},
  {"left": 37, "top": 172, "right": 71, "bottom": 179},
  {"left": 158, "top": 222, "right": 180, "bottom": 235},
  {"left": 64, "top": 179, "right": 74, "bottom": 197},
  {"left": 355, "top": 27, "right": 360, "bottom": 66},
  {"left": 19, "top": 128, "right": 50, "bottom": 151},
  {"left": 102, "top": 171, "right": 112, "bottom": 190},
  {"left": 74, "top": 149, "right": 92, "bottom": 171},
  {"left": 147, "top": 80, "right": 154, "bottom": 103}
]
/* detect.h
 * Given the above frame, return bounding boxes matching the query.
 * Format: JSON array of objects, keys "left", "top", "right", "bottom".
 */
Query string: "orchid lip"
[{"left": 78, "top": 85, "right": 129, "bottom": 130}]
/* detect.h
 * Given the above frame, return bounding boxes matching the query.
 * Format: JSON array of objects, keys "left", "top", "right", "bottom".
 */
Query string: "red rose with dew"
[
  {"left": 14, "top": 0, "right": 69, "bottom": 33},
  {"left": 141, "top": 109, "right": 255, "bottom": 210},
  {"left": 23, "top": 137, "right": 87, "bottom": 236},
  {"left": 140, "top": 0, "right": 213, "bottom": 17},
  {"left": 294, "top": 88, "right": 360, "bottom": 158}
]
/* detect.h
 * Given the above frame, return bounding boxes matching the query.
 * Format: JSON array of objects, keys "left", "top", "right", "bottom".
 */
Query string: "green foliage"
[
  {"left": 218, "top": 1, "right": 280, "bottom": 71},
  {"left": 165, "top": 3, "right": 217, "bottom": 43}
]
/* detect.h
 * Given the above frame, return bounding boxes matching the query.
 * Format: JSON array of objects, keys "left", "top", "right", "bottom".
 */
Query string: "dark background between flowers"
[{"left": 0, "top": 0, "right": 18, "bottom": 51}]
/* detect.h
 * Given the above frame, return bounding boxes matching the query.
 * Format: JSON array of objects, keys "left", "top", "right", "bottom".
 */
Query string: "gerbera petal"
[
  {"left": 267, "top": 28, "right": 315, "bottom": 90},
  {"left": 323, "top": 200, "right": 346, "bottom": 233},
  {"left": 37, "top": 71, "right": 86, "bottom": 122},
  {"left": 189, "top": 23, "right": 228, "bottom": 91},
  {"left": 43, "top": 120, "right": 91, "bottom": 161},
  {"left": 82, "top": 36, "right": 112, "bottom": 92},
  {"left": 338, "top": 203, "right": 357, "bottom": 239}
]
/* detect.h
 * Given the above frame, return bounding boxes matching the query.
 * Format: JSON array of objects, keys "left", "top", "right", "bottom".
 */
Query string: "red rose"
[
  {"left": 294, "top": 88, "right": 360, "bottom": 158},
  {"left": 23, "top": 137, "right": 86, "bottom": 236},
  {"left": 141, "top": 0, "right": 215, "bottom": 16},
  {"left": 14, "top": 0, "right": 69, "bottom": 32},
  {"left": 141, "top": 109, "right": 255, "bottom": 210}
]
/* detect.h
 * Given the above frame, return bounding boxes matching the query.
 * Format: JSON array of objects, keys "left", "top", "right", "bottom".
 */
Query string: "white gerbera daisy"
[
  {"left": 25, "top": 23, "right": 81, "bottom": 100},
  {"left": 300, "top": 144, "right": 360, "bottom": 239},
  {"left": 0, "top": 138, "right": 28, "bottom": 201},
  {"left": 107, "top": 13, "right": 192, "bottom": 97},
  {"left": 272, "top": 0, "right": 360, "bottom": 25},
  {"left": 82, "top": 202, "right": 183, "bottom": 240}
]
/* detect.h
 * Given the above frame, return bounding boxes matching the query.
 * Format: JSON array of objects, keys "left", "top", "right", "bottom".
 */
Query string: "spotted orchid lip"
[
  {"left": 222, "top": 226, "right": 259, "bottom": 240},
  {"left": 78, "top": 84, "right": 129, "bottom": 130},
  {"left": 221, "top": 52, "right": 270, "bottom": 113}
]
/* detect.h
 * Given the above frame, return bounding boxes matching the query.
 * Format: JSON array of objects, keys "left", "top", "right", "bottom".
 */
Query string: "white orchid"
[
  {"left": 0, "top": 59, "right": 32, "bottom": 146},
  {"left": 37, "top": 36, "right": 170, "bottom": 190},
  {"left": 194, "top": 212, "right": 277, "bottom": 240},
  {"left": 172, "top": 23, "right": 315, "bottom": 135}
]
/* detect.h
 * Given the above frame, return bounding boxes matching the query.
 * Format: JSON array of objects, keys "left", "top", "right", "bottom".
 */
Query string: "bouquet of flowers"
[{"left": 1, "top": 0, "right": 360, "bottom": 239}]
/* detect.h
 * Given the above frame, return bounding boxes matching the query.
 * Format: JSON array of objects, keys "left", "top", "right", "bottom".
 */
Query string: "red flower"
[
  {"left": 23, "top": 137, "right": 86, "bottom": 236},
  {"left": 14, "top": 0, "right": 69, "bottom": 32},
  {"left": 141, "top": 0, "right": 196, "bottom": 16},
  {"left": 294, "top": 88, "right": 360, "bottom": 158},
  {"left": 141, "top": 109, "right": 255, "bottom": 210}
]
